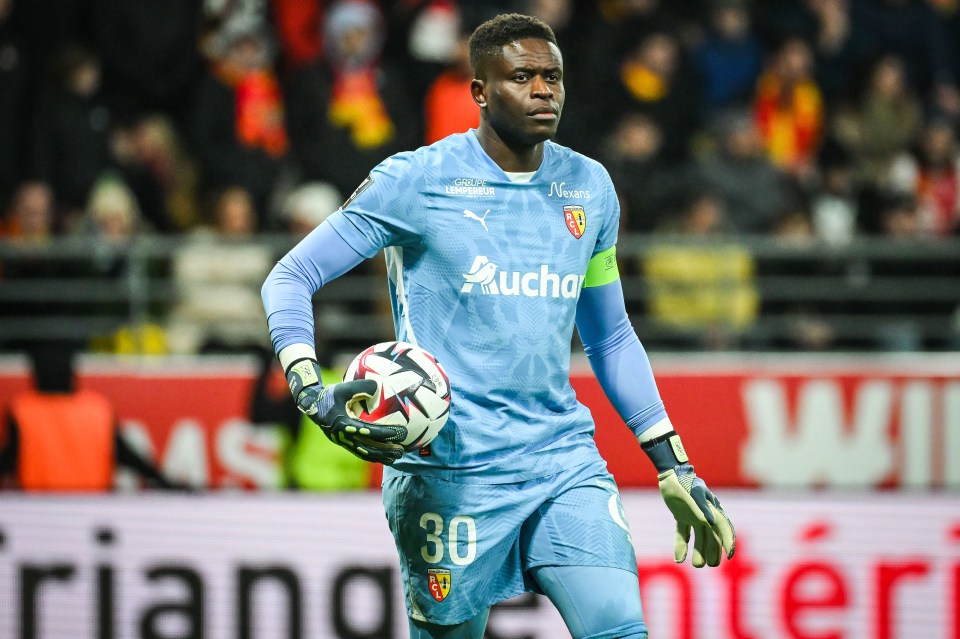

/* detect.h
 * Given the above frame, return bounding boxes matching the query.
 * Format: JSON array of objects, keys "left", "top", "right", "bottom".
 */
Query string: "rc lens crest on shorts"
[{"left": 427, "top": 568, "right": 451, "bottom": 602}]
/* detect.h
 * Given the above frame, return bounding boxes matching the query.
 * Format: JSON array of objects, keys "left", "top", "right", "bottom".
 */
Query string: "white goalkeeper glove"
[
  {"left": 285, "top": 358, "right": 406, "bottom": 465},
  {"left": 641, "top": 430, "right": 736, "bottom": 567}
]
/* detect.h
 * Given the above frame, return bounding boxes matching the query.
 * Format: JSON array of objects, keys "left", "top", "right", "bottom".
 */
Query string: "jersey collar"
[{"left": 466, "top": 129, "right": 554, "bottom": 183}]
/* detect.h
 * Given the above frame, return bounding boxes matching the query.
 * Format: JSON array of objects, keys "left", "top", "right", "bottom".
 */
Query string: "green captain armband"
[{"left": 583, "top": 246, "right": 619, "bottom": 288}]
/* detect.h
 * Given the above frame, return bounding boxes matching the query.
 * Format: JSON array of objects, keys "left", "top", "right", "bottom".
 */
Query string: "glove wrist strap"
[
  {"left": 285, "top": 358, "right": 323, "bottom": 401},
  {"left": 641, "top": 430, "right": 690, "bottom": 473}
]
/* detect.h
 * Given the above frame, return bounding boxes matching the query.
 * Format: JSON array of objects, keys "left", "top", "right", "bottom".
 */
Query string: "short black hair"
[{"left": 468, "top": 13, "right": 558, "bottom": 73}]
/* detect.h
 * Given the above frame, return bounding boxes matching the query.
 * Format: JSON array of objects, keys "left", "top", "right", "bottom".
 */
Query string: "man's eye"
[{"left": 513, "top": 74, "right": 528, "bottom": 82}]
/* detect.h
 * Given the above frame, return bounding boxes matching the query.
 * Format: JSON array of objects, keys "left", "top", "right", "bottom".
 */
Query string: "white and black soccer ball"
[{"left": 343, "top": 341, "right": 451, "bottom": 450}]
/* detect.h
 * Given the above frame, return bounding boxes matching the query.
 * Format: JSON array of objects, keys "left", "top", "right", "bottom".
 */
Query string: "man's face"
[{"left": 474, "top": 37, "right": 565, "bottom": 146}]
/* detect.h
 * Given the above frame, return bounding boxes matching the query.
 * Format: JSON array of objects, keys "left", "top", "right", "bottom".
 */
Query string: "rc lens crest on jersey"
[
  {"left": 563, "top": 205, "right": 586, "bottom": 239},
  {"left": 427, "top": 568, "right": 452, "bottom": 602}
]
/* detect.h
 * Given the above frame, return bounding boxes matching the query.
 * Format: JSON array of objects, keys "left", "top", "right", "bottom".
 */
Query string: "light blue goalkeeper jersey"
[{"left": 325, "top": 130, "right": 619, "bottom": 484}]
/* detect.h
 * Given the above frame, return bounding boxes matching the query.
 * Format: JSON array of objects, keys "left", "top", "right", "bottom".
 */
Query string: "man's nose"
[{"left": 531, "top": 75, "right": 553, "bottom": 98}]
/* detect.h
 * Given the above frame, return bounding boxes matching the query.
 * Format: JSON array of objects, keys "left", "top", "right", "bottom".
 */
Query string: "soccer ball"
[{"left": 343, "top": 341, "right": 451, "bottom": 450}]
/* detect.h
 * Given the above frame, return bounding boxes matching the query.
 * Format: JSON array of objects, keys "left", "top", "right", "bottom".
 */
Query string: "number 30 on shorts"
[{"left": 419, "top": 513, "right": 477, "bottom": 566}]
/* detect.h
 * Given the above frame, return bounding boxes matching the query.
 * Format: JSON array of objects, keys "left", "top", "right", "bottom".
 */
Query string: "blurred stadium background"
[{"left": 1, "top": 0, "right": 959, "bottom": 637}]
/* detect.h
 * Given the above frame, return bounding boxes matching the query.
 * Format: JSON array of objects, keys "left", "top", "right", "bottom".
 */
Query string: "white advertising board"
[{"left": 1, "top": 491, "right": 958, "bottom": 638}]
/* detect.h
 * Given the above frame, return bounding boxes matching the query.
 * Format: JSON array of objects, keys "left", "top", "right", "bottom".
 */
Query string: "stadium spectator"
[
  {"left": 859, "top": 0, "right": 959, "bottom": 114},
  {"left": 694, "top": 0, "right": 763, "bottom": 113},
  {"left": 601, "top": 112, "right": 683, "bottom": 233},
  {"left": 82, "top": 173, "right": 141, "bottom": 238},
  {"left": 887, "top": 118, "right": 960, "bottom": 236},
  {"left": 644, "top": 190, "right": 759, "bottom": 349},
  {"left": 610, "top": 30, "right": 702, "bottom": 162},
  {"left": 579, "top": 0, "right": 680, "bottom": 68},
  {"left": 109, "top": 114, "right": 202, "bottom": 233},
  {"left": 696, "top": 109, "right": 794, "bottom": 233},
  {"left": 190, "top": 15, "right": 289, "bottom": 222},
  {"left": 0, "top": 343, "right": 178, "bottom": 491},
  {"left": 30, "top": 44, "right": 114, "bottom": 228},
  {"left": 89, "top": 0, "right": 203, "bottom": 124},
  {"left": 753, "top": 36, "right": 824, "bottom": 179},
  {"left": 810, "top": 139, "right": 860, "bottom": 244},
  {"left": 762, "top": 198, "right": 841, "bottom": 351},
  {"left": 755, "top": 0, "right": 871, "bottom": 106},
  {"left": 0, "top": 182, "right": 63, "bottom": 350},
  {"left": 833, "top": 54, "right": 924, "bottom": 185},
  {"left": 0, "top": 181, "right": 53, "bottom": 246},
  {"left": 270, "top": 0, "right": 325, "bottom": 72},
  {"left": 166, "top": 186, "right": 273, "bottom": 354},
  {"left": 0, "top": 0, "right": 27, "bottom": 209},
  {"left": 280, "top": 181, "right": 342, "bottom": 239},
  {"left": 870, "top": 190, "right": 929, "bottom": 350},
  {"left": 284, "top": 0, "right": 419, "bottom": 198},
  {"left": 423, "top": 31, "right": 479, "bottom": 144}
]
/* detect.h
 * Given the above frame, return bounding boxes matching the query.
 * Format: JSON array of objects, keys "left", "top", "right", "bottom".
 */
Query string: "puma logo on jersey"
[
  {"left": 461, "top": 256, "right": 584, "bottom": 298},
  {"left": 463, "top": 209, "right": 491, "bottom": 231}
]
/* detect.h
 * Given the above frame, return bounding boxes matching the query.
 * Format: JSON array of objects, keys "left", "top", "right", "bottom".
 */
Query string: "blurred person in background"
[
  {"left": 0, "top": 343, "right": 178, "bottom": 491},
  {"left": 30, "top": 43, "right": 114, "bottom": 230},
  {"left": 90, "top": 0, "right": 203, "bottom": 125},
  {"left": 610, "top": 30, "right": 702, "bottom": 162},
  {"left": 0, "top": 182, "right": 58, "bottom": 351},
  {"left": 869, "top": 190, "right": 929, "bottom": 350},
  {"left": 190, "top": 15, "right": 289, "bottom": 223},
  {"left": 756, "top": 0, "right": 871, "bottom": 107},
  {"left": 580, "top": 0, "right": 681, "bottom": 73},
  {"left": 280, "top": 181, "right": 342, "bottom": 239},
  {"left": 860, "top": 0, "right": 960, "bottom": 121},
  {"left": 602, "top": 112, "right": 683, "bottom": 234},
  {"left": 887, "top": 118, "right": 960, "bottom": 236},
  {"left": 423, "top": 29, "right": 479, "bottom": 144},
  {"left": 81, "top": 174, "right": 143, "bottom": 256},
  {"left": 270, "top": 0, "right": 325, "bottom": 73},
  {"left": 404, "top": 0, "right": 467, "bottom": 102},
  {"left": 694, "top": 0, "right": 763, "bottom": 113},
  {"left": 0, "top": 0, "right": 27, "bottom": 209},
  {"left": 810, "top": 138, "right": 861, "bottom": 244},
  {"left": 110, "top": 114, "right": 202, "bottom": 233},
  {"left": 753, "top": 36, "right": 824, "bottom": 180},
  {"left": 0, "top": 181, "right": 53, "bottom": 246},
  {"left": 284, "top": 0, "right": 419, "bottom": 198},
  {"left": 643, "top": 189, "right": 759, "bottom": 350},
  {"left": 764, "top": 200, "right": 840, "bottom": 351},
  {"left": 69, "top": 175, "right": 170, "bottom": 355},
  {"left": 832, "top": 54, "right": 924, "bottom": 186},
  {"left": 166, "top": 185, "right": 274, "bottom": 354},
  {"left": 801, "top": 0, "right": 870, "bottom": 106},
  {"left": 696, "top": 109, "right": 794, "bottom": 233}
]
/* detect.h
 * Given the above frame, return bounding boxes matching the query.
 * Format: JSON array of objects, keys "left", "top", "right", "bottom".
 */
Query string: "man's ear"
[{"left": 471, "top": 78, "right": 487, "bottom": 108}]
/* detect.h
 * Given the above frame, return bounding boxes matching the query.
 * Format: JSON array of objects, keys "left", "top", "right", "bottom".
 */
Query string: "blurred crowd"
[{"left": 1, "top": 0, "right": 959, "bottom": 354}]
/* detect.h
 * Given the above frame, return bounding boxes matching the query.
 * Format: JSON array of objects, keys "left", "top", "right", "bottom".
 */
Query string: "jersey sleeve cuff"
[
  {"left": 634, "top": 415, "right": 673, "bottom": 443},
  {"left": 278, "top": 343, "right": 317, "bottom": 373}
]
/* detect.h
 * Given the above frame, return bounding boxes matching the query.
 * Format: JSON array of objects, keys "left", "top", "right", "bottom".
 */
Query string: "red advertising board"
[
  {"left": 583, "top": 355, "right": 960, "bottom": 490},
  {"left": 1, "top": 354, "right": 958, "bottom": 489}
]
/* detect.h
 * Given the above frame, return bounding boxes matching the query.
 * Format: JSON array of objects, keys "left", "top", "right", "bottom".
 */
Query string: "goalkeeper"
[{"left": 262, "top": 12, "right": 734, "bottom": 639}]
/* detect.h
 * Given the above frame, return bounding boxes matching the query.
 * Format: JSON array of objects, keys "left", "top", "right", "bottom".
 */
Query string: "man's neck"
[{"left": 475, "top": 124, "right": 544, "bottom": 173}]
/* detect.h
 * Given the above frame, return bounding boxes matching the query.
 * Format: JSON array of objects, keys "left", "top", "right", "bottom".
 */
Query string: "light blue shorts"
[{"left": 382, "top": 459, "right": 638, "bottom": 625}]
